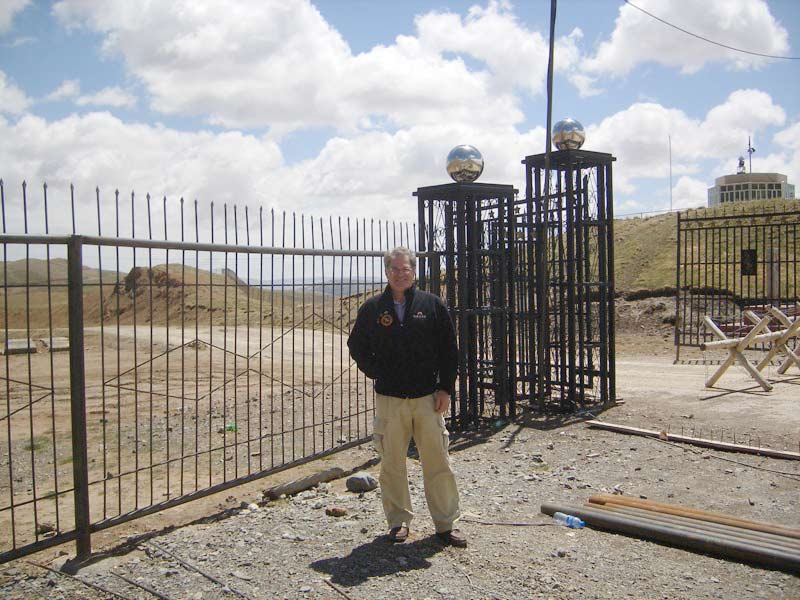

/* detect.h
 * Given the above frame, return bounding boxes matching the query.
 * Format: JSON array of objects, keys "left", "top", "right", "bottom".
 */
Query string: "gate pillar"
[
  {"left": 523, "top": 149, "right": 616, "bottom": 411},
  {"left": 414, "top": 183, "right": 517, "bottom": 430}
]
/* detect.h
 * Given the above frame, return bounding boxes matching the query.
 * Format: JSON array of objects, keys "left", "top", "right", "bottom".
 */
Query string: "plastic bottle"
[{"left": 553, "top": 512, "right": 585, "bottom": 528}]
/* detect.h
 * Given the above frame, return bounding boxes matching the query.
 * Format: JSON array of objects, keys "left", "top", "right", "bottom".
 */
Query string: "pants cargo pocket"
[
  {"left": 372, "top": 417, "right": 386, "bottom": 455},
  {"left": 437, "top": 414, "right": 450, "bottom": 453}
]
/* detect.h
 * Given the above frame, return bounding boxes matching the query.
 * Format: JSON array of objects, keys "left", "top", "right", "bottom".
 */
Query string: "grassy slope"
[{"left": 612, "top": 198, "right": 799, "bottom": 294}]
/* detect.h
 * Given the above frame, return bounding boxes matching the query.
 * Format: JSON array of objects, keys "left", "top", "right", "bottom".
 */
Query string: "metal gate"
[
  {"left": 416, "top": 148, "right": 616, "bottom": 422},
  {"left": 675, "top": 204, "right": 800, "bottom": 355}
]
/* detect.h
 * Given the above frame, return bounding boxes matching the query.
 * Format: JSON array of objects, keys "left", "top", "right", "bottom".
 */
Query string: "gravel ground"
[{"left": 2, "top": 339, "right": 799, "bottom": 599}]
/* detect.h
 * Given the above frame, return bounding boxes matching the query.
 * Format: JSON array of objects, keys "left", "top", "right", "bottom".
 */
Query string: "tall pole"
[
  {"left": 747, "top": 136, "right": 755, "bottom": 174},
  {"left": 669, "top": 135, "right": 673, "bottom": 212},
  {"left": 544, "top": 0, "right": 557, "bottom": 171}
]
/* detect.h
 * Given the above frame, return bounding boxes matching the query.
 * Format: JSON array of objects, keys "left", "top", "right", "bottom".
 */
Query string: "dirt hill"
[{"left": 613, "top": 197, "right": 799, "bottom": 294}]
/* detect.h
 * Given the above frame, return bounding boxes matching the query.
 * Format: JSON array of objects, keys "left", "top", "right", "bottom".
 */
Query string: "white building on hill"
[{"left": 707, "top": 160, "right": 795, "bottom": 207}]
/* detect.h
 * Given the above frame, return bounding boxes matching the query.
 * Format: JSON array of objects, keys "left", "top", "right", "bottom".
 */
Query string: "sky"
[{"left": 0, "top": 0, "right": 799, "bottom": 245}]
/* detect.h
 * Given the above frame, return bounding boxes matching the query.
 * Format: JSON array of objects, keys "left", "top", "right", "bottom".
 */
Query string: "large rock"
[{"left": 346, "top": 472, "right": 378, "bottom": 493}]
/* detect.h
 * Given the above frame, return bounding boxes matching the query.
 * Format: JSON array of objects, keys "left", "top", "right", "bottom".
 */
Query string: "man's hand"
[{"left": 434, "top": 390, "right": 450, "bottom": 414}]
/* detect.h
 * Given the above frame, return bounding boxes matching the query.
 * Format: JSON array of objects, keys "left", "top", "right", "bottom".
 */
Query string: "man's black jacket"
[{"left": 347, "top": 285, "right": 458, "bottom": 398}]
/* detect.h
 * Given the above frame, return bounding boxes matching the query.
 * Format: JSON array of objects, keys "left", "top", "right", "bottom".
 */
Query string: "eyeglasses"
[{"left": 388, "top": 266, "right": 414, "bottom": 275}]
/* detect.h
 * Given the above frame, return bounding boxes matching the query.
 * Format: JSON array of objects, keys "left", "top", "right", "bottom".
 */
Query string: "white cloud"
[
  {"left": 76, "top": 86, "right": 136, "bottom": 108},
  {"left": 413, "top": 1, "right": 582, "bottom": 96},
  {"left": 773, "top": 121, "right": 800, "bottom": 151},
  {"left": 0, "top": 85, "right": 792, "bottom": 238},
  {"left": 0, "top": 111, "right": 285, "bottom": 237},
  {"left": 49, "top": 0, "right": 587, "bottom": 133},
  {"left": 761, "top": 121, "right": 800, "bottom": 189},
  {"left": 0, "top": 0, "right": 29, "bottom": 33},
  {"left": 585, "top": 0, "right": 790, "bottom": 76},
  {"left": 587, "top": 89, "right": 785, "bottom": 195},
  {"left": 671, "top": 176, "right": 708, "bottom": 209},
  {"left": 46, "top": 79, "right": 80, "bottom": 101},
  {"left": 0, "top": 70, "right": 30, "bottom": 114}
]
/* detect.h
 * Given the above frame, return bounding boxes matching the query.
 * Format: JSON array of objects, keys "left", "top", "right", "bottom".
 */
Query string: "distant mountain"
[{"left": 0, "top": 258, "right": 121, "bottom": 286}]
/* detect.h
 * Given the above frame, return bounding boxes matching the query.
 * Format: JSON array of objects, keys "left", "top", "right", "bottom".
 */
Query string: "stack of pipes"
[{"left": 541, "top": 495, "right": 800, "bottom": 573}]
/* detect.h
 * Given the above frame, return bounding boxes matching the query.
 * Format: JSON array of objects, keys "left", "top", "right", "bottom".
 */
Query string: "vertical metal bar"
[
  {"left": 604, "top": 163, "right": 616, "bottom": 403},
  {"left": 68, "top": 235, "right": 91, "bottom": 557},
  {"left": 347, "top": 217, "right": 353, "bottom": 444},
  {"left": 70, "top": 183, "right": 76, "bottom": 235},
  {"left": 311, "top": 217, "right": 318, "bottom": 455},
  {"left": 565, "top": 167, "right": 577, "bottom": 408},
  {"left": 674, "top": 212, "right": 681, "bottom": 361},
  {"left": 114, "top": 190, "right": 122, "bottom": 514},
  {"left": 130, "top": 190, "right": 140, "bottom": 508},
  {"left": 455, "top": 191, "right": 469, "bottom": 429},
  {"left": 417, "top": 194, "right": 426, "bottom": 290},
  {"left": 337, "top": 217, "right": 344, "bottom": 448},
  {"left": 94, "top": 187, "right": 106, "bottom": 519},
  {"left": 291, "top": 212, "right": 297, "bottom": 460},
  {"left": 244, "top": 207, "right": 252, "bottom": 473},
  {"left": 163, "top": 196, "right": 172, "bottom": 499},
  {"left": 573, "top": 170, "right": 586, "bottom": 404},
  {"left": 177, "top": 197, "right": 184, "bottom": 495},
  {"left": 222, "top": 204, "right": 231, "bottom": 480},
  {"left": 0, "top": 180, "right": 16, "bottom": 550},
  {"left": 280, "top": 211, "right": 287, "bottom": 465},
  {"left": 22, "top": 182, "right": 41, "bottom": 539},
  {"left": 45, "top": 184, "right": 61, "bottom": 530},
  {"left": 193, "top": 199, "right": 200, "bottom": 490},
  {"left": 505, "top": 191, "right": 516, "bottom": 418},
  {"left": 301, "top": 214, "right": 306, "bottom": 458},
  {"left": 207, "top": 203, "right": 215, "bottom": 486},
  {"left": 146, "top": 193, "right": 155, "bottom": 505},
  {"left": 261, "top": 207, "right": 268, "bottom": 472},
  {"left": 596, "top": 165, "right": 610, "bottom": 404},
  {"left": 232, "top": 206, "right": 240, "bottom": 478}
]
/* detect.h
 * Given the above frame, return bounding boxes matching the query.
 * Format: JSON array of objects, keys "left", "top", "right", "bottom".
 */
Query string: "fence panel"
[
  {"left": 676, "top": 205, "right": 800, "bottom": 353},
  {"left": 0, "top": 180, "right": 416, "bottom": 561}
]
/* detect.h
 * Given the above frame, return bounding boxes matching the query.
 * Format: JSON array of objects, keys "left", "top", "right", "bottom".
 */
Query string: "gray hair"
[{"left": 383, "top": 247, "right": 417, "bottom": 270}]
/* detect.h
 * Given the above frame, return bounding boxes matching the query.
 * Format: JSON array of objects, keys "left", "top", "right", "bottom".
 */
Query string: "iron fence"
[
  {"left": 675, "top": 203, "right": 800, "bottom": 358},
  {"left": 0, "top": 180, "right": 415, "bottom": 562}
]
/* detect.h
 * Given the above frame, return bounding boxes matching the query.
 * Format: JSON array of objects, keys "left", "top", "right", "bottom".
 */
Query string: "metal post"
[
  {"left": 674, "top": 212, "right": 682, "bottom": 362},
  {"left": 67, "top": 235, "right": 91, "bottom": 558}
]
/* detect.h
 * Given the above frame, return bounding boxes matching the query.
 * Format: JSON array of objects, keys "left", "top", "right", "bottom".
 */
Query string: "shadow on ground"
[
  {"left": 310, "top": 533, "right": 446, "bottom": 586},
  {"left": 447, "top": 402, "right": 618, "bottom": 453}
]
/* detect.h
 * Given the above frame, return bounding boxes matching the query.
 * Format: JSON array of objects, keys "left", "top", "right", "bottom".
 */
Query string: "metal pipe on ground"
[
  {"left": 540, "top": 503, "right": 800, "bottom": 573},
  {"left": 588, "top": 502, "right": 800, "bottom": 554},
  {"left": 585, "top": 421, "right": 800, "bottom": 461},
  {"left": 583, "top": 503, "right": 800, "bottom": 560},
  {"left": 588, "top": 494, "right": 800, "bottom": 539}
]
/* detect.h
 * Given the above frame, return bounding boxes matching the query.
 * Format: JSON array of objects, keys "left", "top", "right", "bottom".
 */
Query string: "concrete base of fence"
[
  {"left": 1, "top": 337, "right": 71, "bottom": 355},
  {"left": 1, "top": 339, "right": 37, "bottom": 355}
]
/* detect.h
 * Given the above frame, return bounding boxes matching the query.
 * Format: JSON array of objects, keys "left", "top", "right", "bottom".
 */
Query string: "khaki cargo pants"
[{"left": 372, "top": 393, "right": 461, "bottom": 533}]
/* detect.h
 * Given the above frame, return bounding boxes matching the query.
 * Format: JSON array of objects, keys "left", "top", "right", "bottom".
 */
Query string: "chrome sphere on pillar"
[
  {"left": 552, "top": 118, "right": 586, "bottom": 150},
  {"left": 446, "top": 145, "right": 484, "bottom": 183}
]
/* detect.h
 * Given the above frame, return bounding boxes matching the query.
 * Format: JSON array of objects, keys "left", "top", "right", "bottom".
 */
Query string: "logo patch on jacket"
[
  {"left": 378, "top": 311, "right": 393, "bottom": 327},
  {"left": 412, "top": 311, "right": 426, "bottom": 320}
]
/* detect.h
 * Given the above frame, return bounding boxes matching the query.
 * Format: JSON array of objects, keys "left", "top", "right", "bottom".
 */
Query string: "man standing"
[{"left": 347, "top": 247, "right": 466, "bottom": 547}]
